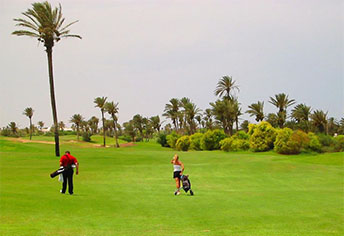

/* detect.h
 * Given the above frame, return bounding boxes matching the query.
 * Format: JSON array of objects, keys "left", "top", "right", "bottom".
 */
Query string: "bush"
[
  {"left": 249, "top": 121, "right": 277, "bottom": 152},
  {"left": 157, "top": 133, "right": 169, "bottom": 147},
  {"left": 189, "top": 133, "right": 203, "bottom": 150},
  {"left": 220, "top": 131, "right": 250, "bottom": 152},
  {"left": 306, "top": 132, "right": 322, "bottom": 152},
  {"left": 166, "top": 131, "right": 180, "bottom": 149},
  {"left": 274, "top": 128, "right": 307, "bottom": 154},
  {"left": 201, "top": 129, "right": 227, "bottom": 150},
  {"left": 176, "top": 136, "right": 191, "bottom": 151},
  {"left": 317, "top": 133, "right": 334, "bottom": 147},
  {"left": 231, "top": 139, "right": 250, "bottom": 151},
  {"left": 121, "top": 135, "right": 132, "bottom": 142},
  {"left": 220, "top": 138, "right": 232, "bottom": 152},
  {"left": 333, "top": 135, "right": 344, "bottom": 152},
  {"left": 82, "top": 132, "right": 92, "bottom": 142}
]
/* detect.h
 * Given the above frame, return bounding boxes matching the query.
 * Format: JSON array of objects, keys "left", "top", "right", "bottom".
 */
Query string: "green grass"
[{"left": 0, "top": 136, "right": 343, "bottom": 236}]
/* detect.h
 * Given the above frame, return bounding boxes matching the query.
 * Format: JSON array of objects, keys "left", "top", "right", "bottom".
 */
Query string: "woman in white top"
[{"left": 170, "top": 154, "right": 184, "bottom": 195}]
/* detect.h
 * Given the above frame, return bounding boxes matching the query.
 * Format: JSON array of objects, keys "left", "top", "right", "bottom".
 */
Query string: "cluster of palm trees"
[
  {"left": 162, "top": 76, "right": 344, "bottom": 137},
  {"left": 69, "top": 97, "right": 120, "bottom": 147},
  {"left": 122, "top": 114, "right": 163, "bottom": 142},
  {"left": 163, "top": 76, "right": 241, "bottom": 135}
]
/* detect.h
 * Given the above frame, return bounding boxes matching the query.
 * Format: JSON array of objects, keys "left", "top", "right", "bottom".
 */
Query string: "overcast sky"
[{"left": 0, "top": 0, "right": 343, "bottom": 128}]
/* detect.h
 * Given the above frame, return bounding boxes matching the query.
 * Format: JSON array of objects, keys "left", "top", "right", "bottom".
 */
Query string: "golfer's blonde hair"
[{"left": 174, "top": 154, "right": 179, "bottom": 161}]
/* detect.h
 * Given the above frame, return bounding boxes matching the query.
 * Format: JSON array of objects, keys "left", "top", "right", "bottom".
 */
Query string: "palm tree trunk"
[
  {"left": 77, "top": 126, "right": 80, "bottom": 141},
  {"left": 46, "top": 47, "right": 60, "bottom": 157},
  {"left": 29, "top": 117, "right": 32, "bottom": 140},
  {"left": 101, "top": 111, "right": 106, "bottom": 147},
  {"left": 113, "top": 118, "right": 119, "bottom": 148}
]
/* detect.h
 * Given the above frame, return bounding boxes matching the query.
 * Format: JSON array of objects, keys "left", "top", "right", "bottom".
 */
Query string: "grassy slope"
[{"left": 0, "top": 136, "right": 343, "bottom": 236}]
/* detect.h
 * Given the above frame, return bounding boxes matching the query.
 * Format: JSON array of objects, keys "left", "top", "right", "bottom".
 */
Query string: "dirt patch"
[
  {"left": 120, "top": 142, "right": 136, "bottom": 147},
  {"left": 5, "top": 137, "right": 55, "bottom": 144},
  {"left": 92, "top": 142, "right": 136, "bottom": 148},
  {"left": 5, "top": 138, "right": 136, "bottom": 148}
]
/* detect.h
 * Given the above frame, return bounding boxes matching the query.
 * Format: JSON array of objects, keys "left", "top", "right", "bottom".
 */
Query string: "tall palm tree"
[
  {"left": 38, "top": 121, "right": 44, "bottom": 131},
  {"left": 23, "top": 107, "right": 34, "bottom": 140},
  {"left": 214, "top": 75, "right": 239, "bottom": 100},
  {"left": 233, "top": 100, "right": 242, "bottom": 132},
  {"left": 210, "top": 99, "right": 236, "bottom": 135},
  {"left": 246, "top": 101, "right": 264, "bottom": 122},
  {"left": 88, "top": 116, "right": 99, "bottom": 134},
  {"left": 310, "top": 110, "right": 328, "bottom": 133},
  {"left": 150, "top": 115, "right": 162, "bottom": 133},
  {"left": 195, "top": 115, "right": 202, "bottom": 129},
  {"left": 204, "top": 108, "right": 213, "bottom": 130},
  {"left": 13, "top": 2, "right": 81, "bottom": 156},
  {"left": 105, "top": 101, "right": 120, "bottom": 148},
  {"left": 8, "top": 122, "right": 18, "bottom": 135},
  {"left": 58, "top": 121, "right": 65, "bottom": 132},
  {"left": 269, "top": 93, "right": 296, "bottom": 128},
  {"left": 133, "top": 114, "right": 144, "bottom": 138},
  {"left": 163, "top": 98, "right": 180, "bottom": 131},
  {"left": 94, "top": 96, "right": 107, "bottom": 147},
  {"left": 184, "top": 102, "right": 202, "bottom": 134},
  {"left": 70, "top": 114, "right": 84, "bottom": 141},
  {"left": 291, "top": 103, "right": 311, "bottom": 132}
]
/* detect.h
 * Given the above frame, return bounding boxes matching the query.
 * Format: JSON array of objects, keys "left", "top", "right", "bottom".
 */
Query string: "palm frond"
[
  {"left": 59, "top": 20, "right": 79, "bottom": 32},
  {"left": 12, "top": 30, "right": 40, "bottom": 37},
  {"left": 14, "top": 18, "right": 38, "bottom": 31}
]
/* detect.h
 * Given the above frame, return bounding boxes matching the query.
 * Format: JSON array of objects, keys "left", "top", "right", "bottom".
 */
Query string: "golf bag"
[
  {"left": 50, "top": 166, "right": 66, "bottom": 178},
  {"left": 181, "top": 175, "right": 194, "bottom": 195}
]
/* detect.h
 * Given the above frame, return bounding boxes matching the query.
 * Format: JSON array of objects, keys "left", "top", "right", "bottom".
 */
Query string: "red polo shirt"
[{"left": 60, "top": 153, "right": 78, "bottom": 167}]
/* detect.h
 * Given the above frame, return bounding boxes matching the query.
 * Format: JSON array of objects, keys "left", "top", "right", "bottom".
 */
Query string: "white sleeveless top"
[{"left": 173, "top": 164, "right": 182, "bottom": 172}]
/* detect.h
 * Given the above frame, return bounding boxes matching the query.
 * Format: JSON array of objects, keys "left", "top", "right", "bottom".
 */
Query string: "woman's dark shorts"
[{"left": 173, "top": 171, "right": 181, "bottom": 179}]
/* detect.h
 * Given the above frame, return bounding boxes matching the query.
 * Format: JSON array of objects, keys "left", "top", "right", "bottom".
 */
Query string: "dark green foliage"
[
  {"left": 333, "top": 135, "right": 344, "bottom": 152},
  {"left": 157, "top": 133, "right": 169, "bottom": 147},
  {"left": 82, "top": 132, "right": 92, "bottom": 142},
  {"left": 317, "top": 133, "right": 334, "bottom": 147},
  {"left": 176, "top": 136, "right": 191, "bottom": 151},
  {"left": 201, "top": 129, "right": 226, "bottom": 150},
  {"left": 307, "top": 132, "right": 322, "bottom": 153}
]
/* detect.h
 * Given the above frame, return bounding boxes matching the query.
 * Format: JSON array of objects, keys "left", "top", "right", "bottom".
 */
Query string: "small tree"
[
  {"left": 70, "top": 114, "right": 84, "bottom": 141},
  {"left": 23, "top": 107, "right": 34, "bottom": 140},
  {"left": 94, "top": 97, "right": 107, "bottom": 146}
]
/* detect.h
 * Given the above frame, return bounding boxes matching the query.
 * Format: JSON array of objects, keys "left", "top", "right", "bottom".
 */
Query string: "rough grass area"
[{"left": 0, "top": 136, "right": 343, "bottom": 236}]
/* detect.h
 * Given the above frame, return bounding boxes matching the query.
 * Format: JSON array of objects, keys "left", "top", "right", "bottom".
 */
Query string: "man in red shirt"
[{"left": 59, "top": 151, "right": 79, "bottom": 195}]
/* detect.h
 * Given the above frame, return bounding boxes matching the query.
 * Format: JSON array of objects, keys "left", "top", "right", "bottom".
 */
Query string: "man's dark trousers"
[{"left": 62, "top": 168, "right": 74, "bottom": 194}]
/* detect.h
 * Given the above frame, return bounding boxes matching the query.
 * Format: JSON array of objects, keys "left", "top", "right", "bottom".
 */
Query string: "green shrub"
[
  {"left": 220, "top": 131, "right": 250, "bottom": 152},
  {"left": 176, "top": 136, "right": 191, "bottom": 151},
  {"left": 121, "top": 135, "right": 132, "bottom": 142},
  {"left": 274, "top": 128, "right": 305, "bottom": 154},
  {"left": 82, "top": 132, "right": 92, "bottom": 142},
  {"left": 317, "top": 134, "right": 334, "bottom": 147},
  {"left": 235, "top": 130, "right": 249, "bottom": 140},
  {"left": 166, "top": 131, "right": 180, "bottom": 149},
  {"left": 201, "top": 129, "right": 227, "bottom": 150},
  {"left": 220, "top": 138, "right": 232, "bottom": 152},
  {"left": 306, "top": 132, "right": 322, "bottom": 153},
  {"left": 231, "top": 139, "right": 250, "bottom": 151},
  {"left": 333, "top": 135, "right": 344, "bottom": 152},
  {"left": 157, "top": 133, "right": 169, "bottom": 147},
  {"left": 190, "top": 133, "right": 203, "bottom": 150},
  {"left": 249, "top": 121, "right": 277, "bottom": 152}
]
